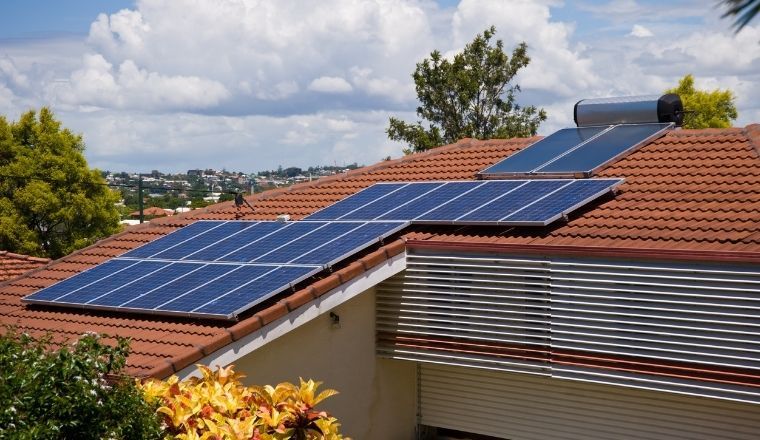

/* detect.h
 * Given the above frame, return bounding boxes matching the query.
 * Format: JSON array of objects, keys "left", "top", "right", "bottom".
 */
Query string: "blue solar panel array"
[
  {"left": 478, "top": 123, "right": 671, "bottom": 178},
  {"left": 24, "top": 165, "right": 624, "bottom": 321},
  {"left": 306, "top": 178, "right": 622, "bottom": 226},
  {"left": 24, "top": 220, "right": 408, "bottom": 320}
]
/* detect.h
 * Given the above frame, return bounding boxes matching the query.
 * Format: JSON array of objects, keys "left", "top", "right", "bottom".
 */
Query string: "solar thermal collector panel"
[{"left": 477, "top": 123, "right": 672, "bottom": 178}]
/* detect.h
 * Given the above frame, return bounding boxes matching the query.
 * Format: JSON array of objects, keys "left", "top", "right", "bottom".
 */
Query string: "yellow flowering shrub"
[{"left": 138, "top": 365, "right": 348, "bottom": 440}]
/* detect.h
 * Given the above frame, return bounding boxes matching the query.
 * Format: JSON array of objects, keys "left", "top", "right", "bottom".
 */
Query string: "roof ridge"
[
  {"left": 0, "top": 251, "right": 50, "bottom": 263},
  {"left": 664, "top": 127, "right": 746, "bottom": 136},
  {"left": 744, "top": 124, "right": 760, "bottom": 157}
]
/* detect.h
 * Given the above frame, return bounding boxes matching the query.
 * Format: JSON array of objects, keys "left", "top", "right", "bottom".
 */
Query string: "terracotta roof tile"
[
  {"left": 3, "top": 125, "right": 760, "bottom": 377},
  {"left": 0, "top": 252, "right": 49, "bottom": 283}
]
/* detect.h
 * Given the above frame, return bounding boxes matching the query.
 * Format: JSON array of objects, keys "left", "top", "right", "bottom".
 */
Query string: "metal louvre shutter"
[
  {"left": 377, "top": 253, "right": 551, "bottom": 375},
  {"left": 420, "top": 363, "right": 760, "bottom": 440},
  {"left": 377, "top": 250, "right": 760, "bottom": 403},
  {"left": 550, "top": 258, "right": 760, "bottom": 403}
]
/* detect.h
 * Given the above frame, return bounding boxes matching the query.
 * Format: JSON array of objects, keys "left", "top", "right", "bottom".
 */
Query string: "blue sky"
[
  {"left": 0, "top": 0, "right": 757, "bottom": 173},
  {"left": 0, "top": 1, "right": 134, "bottom": 38}
]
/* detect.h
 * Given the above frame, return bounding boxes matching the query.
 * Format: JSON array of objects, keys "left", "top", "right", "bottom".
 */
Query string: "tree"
[
  {"left": 218, "top": 192, "right": 236, "bottom": 203},
  {"left": 665, "top": 74, "right": 738, "bottom": 129},
  {"left": 0, "top": 328, "right": 162, "bottom": 439},
  {"left": 721, "top": 0, "right": 759, "bottom": 31},
  {"left": 387, "top": 26, "right": 546, "bottom": 154},
  {"left": 0, "top": 108, "right": 121, "bottom": 259},
  {"left": 283, "top": 166, "right": 303, "bottom": 178}
]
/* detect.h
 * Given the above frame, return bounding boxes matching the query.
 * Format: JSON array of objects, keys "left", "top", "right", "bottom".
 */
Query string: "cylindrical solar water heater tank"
[{"left": 574, "top": 94, "right": 683, "bottom": 127}]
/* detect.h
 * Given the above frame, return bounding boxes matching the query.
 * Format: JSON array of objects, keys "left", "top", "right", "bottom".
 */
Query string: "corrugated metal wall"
[
  {"left": 420, "top": 363, "right": 760, "bottom": 440},
  {"left": 377, "top": 251, "right": 760, "bottom": 404}
]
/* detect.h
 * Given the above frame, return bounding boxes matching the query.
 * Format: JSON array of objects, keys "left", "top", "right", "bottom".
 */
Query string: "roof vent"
[{"left": 574, "top": 94, "right": 683, "bottom": 127}]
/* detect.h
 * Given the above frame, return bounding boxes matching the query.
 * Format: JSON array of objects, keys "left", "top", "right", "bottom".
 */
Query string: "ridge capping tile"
[
  {"left": 168, "top": 346, "right": 205, "bottom": 374},
  {"left": 198, "top": 332, "right": 234, "bottom": 355},
  {"left": 745, "top": 123, "right": 760, "bottom": 156},
  {"left": 228, "top": 316, "right": 263, "bottom": 341},
  {"left": 283, "top": 288, "right": 314, "bottom": 312},
  {"left": 146, "top": 359, "right": 178, "bottom": 379},
  {"left": 256, "top": 302, "right": 289, "bottom": 326}
]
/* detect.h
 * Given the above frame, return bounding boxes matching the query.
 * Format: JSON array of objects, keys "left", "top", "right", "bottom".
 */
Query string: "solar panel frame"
[
  {"left": 413, "top": 180, "right": 527, "bottom": 222},
  {"left": 445, "top": 180, "right": 566, "bottom": 225},
  {"left": 477, "top": 125, "right": 613, "bottom": 177},
  {"left": 306, "top": 179, "right": 624, "bottom": 227},
  {"left": 305, "top": 183, "right": 407, "bottom": 220},
  {"left": 290, "top": 221, "right": 410, "bottom": 266},
  {"left": 23, "top": 171, "right": 624, "bottom": 321},
  {"left": 23, "top": 219, "right": 409, "bottom": 321},
  {"left": 477, "top": 122, "right": 672, "bottom": 179},
  {"left": 377, "top": 181, "right": 484, "bottom": 221},
  {"left": 535, "top": 122, "right": 673, "bottom": 177},
  {"left": 193, "top": 265, "right": 325, "bottom": 318},
  {"left": 499, "top": 179, "right": 622, "bottom": 225},
  {"left": 120, "top": 221, "right": 227, "bottom": 259},
  {"left": 23, "top": 261, "right": 325, "bottom": 320}
]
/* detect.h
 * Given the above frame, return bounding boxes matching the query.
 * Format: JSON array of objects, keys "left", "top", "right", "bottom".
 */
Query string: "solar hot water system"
[
  {"left": 479, "top": 94, "right": 683, "bottom": 179},
  {"left": 573, "top": 94, "right": 684, "bottom": 127}
]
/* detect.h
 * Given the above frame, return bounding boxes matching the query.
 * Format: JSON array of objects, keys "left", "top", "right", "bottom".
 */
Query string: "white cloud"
[
  {"left": 0, "top": 58, "right": 30, "bottom": 90},
  {"left": 54, "top": 109, "right": 400, "bottom": 172},
  {"left": 254, "top": 81, "right": 299, "bottom": 101},
  {"left": 0, "top": 0, "right": 758, "bottom": 172},
  {"left": 88, "top": 9, "right": 151, "bottom": 60},
  {"left": 629, "top": 24, "right": 653, "bottom": 37},
  {"left": 308, "top": 76, "right": 353, "bottom": 93},
  {"left": 664, "top": 25, "right": 760, "bottom": 71},
  {"left": 55, "top": 54, "right": 229, "bottom": 111},
  {"left": 451, "top": 0, "right": 598, "bottom": 98},
  {"left": 72, "top": 0, "right": 437, "bottom": 111},
  {"left": 350, "top": 66, "right": 412, "bottom": 102}
]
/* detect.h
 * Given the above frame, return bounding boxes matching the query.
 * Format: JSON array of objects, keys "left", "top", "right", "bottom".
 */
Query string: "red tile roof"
[
  {"left": 130, "top": 206, "right": 171, "bottom": 218},
  {"left": 0, "top": 252, "right": 49, "bottom": 282},
  {"left": 1, "top": 124, "right": 759, "bottom": 377}
]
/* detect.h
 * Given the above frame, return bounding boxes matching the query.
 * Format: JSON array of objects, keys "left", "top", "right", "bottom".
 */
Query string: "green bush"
[{"left": 0, "top": 328, "right": 162, "bottom": 440}]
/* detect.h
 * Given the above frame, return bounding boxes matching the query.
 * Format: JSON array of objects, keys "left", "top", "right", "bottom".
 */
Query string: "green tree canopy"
[
  {"left": 665, "top": 74, "right": 738, "bottom": 129},
  {"left": 387, "top": 26, "right": 546, "bottom": 154},
  {"left": 0, "top": 108, "right": 121, "bottom": 259}
]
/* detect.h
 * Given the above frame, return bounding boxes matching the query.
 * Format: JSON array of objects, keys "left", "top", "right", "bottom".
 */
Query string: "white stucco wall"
[{"left": 235, "top": 287, "right": 417, "bottom": 440}]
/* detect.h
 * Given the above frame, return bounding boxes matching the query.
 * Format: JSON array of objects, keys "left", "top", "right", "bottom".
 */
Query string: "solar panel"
[
  {"left": 305, "top": 179, "right": 623, "bottom": 226},
  {"left": 306, "top": 183, "right": 406, "bottom": 220},
  {"left": 478, "top": 126, "right": 610, "bottom": 175},
  {"left": 123, "top": 220, "right": 408, "bottom": 266},
  {"left": 452, "top": 180, "right": 568, "bottom": 223},
  {"left": 121, "top": 221, "right": 225, "bottom": 258},
  {"left": 537, "top": 123, "right": 671, "bottom": 175},
  {"left": 23, "top": 220, "right": 408, "bottom": 320},
  {"left": 24, "top": 175, "right": 624, "bottom": 320},
  {"left": 478, "top": 123, "right": 671, "bottom": 178},
  {"left": 501, "top": 179, "right": 621, "bottom": 224}
]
